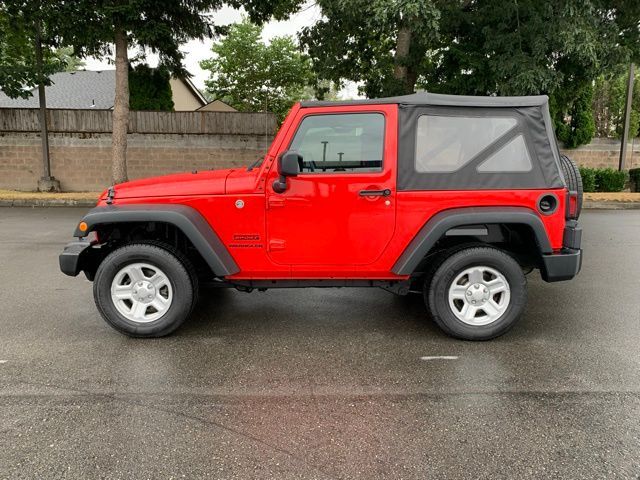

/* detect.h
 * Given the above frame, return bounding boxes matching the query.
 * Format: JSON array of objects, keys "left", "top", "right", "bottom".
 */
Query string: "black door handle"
[{"left": 359, "top": 189, "right": 391, "bottom": 197}]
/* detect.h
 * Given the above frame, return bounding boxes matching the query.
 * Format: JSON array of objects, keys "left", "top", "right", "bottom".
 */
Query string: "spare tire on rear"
[{"left": 560, "top": 154, "right": 583, "bottom": 219}]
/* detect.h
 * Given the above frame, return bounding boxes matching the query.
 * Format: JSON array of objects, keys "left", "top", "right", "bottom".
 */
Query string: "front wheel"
[
  {"left": 93, "top": 243, "right": 197, "bottom": 337},
  {"left": 424, "top": 246, "right": 527, "bottom": 340}
]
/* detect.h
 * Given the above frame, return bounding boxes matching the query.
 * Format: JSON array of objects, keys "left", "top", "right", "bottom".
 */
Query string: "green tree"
[
  {"left": 0, "top": 3, "right": 63, "bottom": 98},
  {"left": 593, "top": 71, "right": 640, "bottom": 139},
  {"left": 0, "top": 2, "right": 68, "bottom": 190},
  {"left": 51, "top": 0, "right": 224, "bottom": 184},
  {"left": 53, "top": 0, "right": 302, "bottom": 184},
  {"left": 201, "top": 20, "right": 313, "bottom": 121},
  {"left": 425, "top": 2, "right": 621, "bottom": 95},
  {"left": 300, "top": 0, "right": 440, "bottom": 98},
  {"left": 129, "top": 64, "right": 174, "bottom": 111},
  {"left": 304, "top": 0, "right": 639, "bottom": 97},
  {"left": 302, "top": 80, "right": 342, "bottom": 101},
  {"left": 555, "top": 83, "right": 596, "bottom": 148},
  {"left": 2, "top": 1, "right": 304, "bottom": 185},
  {"left": 301, "top": 0, "right": 640, "bottom": 146},
  {"left": 1, "top": 13, "right": 84, "bottom": 96}
]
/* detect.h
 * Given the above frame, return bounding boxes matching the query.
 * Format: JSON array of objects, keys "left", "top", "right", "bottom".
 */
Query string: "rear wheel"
[
  {"left": 424, "top": 246, "right": 527, "bottom": 340},
  {"left": 93, "top": 243, "right": 196, "bottom": 337}
]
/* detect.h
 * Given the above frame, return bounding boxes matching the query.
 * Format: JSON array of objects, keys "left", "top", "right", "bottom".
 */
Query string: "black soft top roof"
[
  {"left": 300, "top": 92, "right": 549, "bottom": 108},
  {"left": 300, "top": 91, "right": 564, "bottom": 191}
]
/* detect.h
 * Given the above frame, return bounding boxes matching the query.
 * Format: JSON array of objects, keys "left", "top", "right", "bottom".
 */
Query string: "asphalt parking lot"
[{"left": 0, "top": 207, "right": 639, "bottom": 479}]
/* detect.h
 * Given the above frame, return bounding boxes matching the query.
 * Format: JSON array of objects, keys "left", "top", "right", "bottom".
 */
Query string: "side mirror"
[{"left": 273, "top": 151, "right": 301, "bottom": 193}]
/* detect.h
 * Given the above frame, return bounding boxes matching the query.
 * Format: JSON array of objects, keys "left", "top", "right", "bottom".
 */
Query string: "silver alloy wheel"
[
  {"left": 447, "top": 266, "right": 511, "bottom": 326},
  {"left": 110, "top": 262, "right": 173, "bottom": 323}
]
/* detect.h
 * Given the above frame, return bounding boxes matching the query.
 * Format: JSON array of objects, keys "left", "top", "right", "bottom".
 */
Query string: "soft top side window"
[
  {"left": 477, "top": 134, "right": 532, "bottom": 172},
  {"left": 415, "top": 115, "right": 517, "bottom": 173},
  {"left": 289, "top": 113, "right": 384, "bottom": 173}
]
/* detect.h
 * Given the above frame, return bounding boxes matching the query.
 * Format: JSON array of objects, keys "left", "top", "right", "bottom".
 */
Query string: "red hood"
[{"left": 107, "top": 168, "right": 236, "bottom": 199}]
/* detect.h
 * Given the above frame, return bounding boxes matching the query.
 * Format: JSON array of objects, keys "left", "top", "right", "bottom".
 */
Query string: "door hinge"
[{"left": 269, "top": 239, "right": 286, "bottom": 251}]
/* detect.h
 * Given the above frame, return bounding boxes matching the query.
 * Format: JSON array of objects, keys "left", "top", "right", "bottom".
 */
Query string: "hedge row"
[{"left": 578, "top": 167, "right": 627, "bottom": 192}]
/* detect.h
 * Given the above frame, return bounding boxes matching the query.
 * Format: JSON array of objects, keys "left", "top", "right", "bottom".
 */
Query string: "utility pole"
[
  {"left": 619, "top": 63, "right": 635, "bottom": 171},
  {"left": 34, "top": 20, "right": 60, "bottom": 192}
]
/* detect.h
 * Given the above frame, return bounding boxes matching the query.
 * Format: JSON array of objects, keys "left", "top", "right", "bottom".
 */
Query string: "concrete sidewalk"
[{"left": 1, "top": 189, "right": 639, "bottom": 209}]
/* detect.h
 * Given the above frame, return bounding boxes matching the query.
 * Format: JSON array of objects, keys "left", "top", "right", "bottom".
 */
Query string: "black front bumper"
[
  {"left": 59, "top": 240, "right": 92, "bottom": 277},
  {"left": 541, "top": 220, "right": 582, "bottom": 282}
]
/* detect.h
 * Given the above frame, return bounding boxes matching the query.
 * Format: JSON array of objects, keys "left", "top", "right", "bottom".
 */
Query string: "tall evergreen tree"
[{"left": 129, "top": 64, "right": 174, "bottom": 111}]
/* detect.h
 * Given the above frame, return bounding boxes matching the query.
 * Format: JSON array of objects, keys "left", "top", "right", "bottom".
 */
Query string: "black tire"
[
  {"left": 421, "top": 250, "right": 451, "bottom": 316},
  {"left": 424, "top": 246, "right": 527, "bottom": 341},
  {"left": 560, "top": 154, "right": 583, "bottom": 218},
  {"left": 93, "top": 243, "right": 197, "bottom": 337}
]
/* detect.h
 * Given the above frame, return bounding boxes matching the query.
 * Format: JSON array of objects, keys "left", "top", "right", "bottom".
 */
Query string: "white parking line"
[
  {"left": 420, "top": 356, "right": 459, "bottom": 361},
  {"left": 0, "top": 360, "right": 7, "bottom": 364}
]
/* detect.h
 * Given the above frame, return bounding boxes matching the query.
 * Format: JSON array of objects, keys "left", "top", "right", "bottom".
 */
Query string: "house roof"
[
  {"left": 0, "top": 70, "right": 117, "bottom": 109},
  {"left": 196, "top": 99, "right": 238, "bottom": 112},
  {"left": 0, "top": 69, "right": 209, "bottom": 110}
]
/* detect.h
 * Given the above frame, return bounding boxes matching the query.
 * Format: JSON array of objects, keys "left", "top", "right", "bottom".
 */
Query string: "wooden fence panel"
[
  {"left": 0, "top": 108, "right": 278, "bottom": 135},
  {"left": 0, "top": 109, "right": 40, "bottom": 132},
  {"left": 47, "top": 109, "right": 113, "bottom": 132},
  {"left": 200, "top": 111, "right": 278, "bottom": 135}
]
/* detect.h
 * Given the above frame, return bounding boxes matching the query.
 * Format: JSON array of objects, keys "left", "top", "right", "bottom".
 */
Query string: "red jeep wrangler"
[{"left": 60, "top": 93, "right": 583, "bottom": 341}]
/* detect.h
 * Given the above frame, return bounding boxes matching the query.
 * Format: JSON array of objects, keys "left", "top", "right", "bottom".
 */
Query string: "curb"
[
  {"left": 0, "top": 199, "right": 97, "bottom": 208},
  {"left": 583, "top": 201, "right": 640, "bottom": 210}
]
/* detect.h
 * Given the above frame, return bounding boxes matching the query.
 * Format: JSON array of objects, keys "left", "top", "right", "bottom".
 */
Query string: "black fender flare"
[
  {"left": 75, "top": 204, "right": 239, "bottom": 276},
  {"left": 391, "top": 206, "right": 552, "bottom": 275}
]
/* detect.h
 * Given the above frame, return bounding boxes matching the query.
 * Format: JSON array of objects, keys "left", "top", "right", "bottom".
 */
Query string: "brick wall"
[
  {"left": 1, "top": 128, "right": 638, "bottom": 192},
  {"left": 0, "top": 131, "right": 273, "bottom": 191},
  {"left": 560, "top": 138, "right": 640, "bottom": 170}
]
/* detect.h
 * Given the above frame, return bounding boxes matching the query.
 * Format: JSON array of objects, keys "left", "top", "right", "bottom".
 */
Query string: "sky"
[{"left": 83, "top": 3, "right": 360, "bottom": 98}]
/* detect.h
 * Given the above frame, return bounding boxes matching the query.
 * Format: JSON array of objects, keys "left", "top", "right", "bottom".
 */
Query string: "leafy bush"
[
  {"left": 578, "top": 167, "right": 628, "bottom": 192},
  {"left": 579, "top": 167, "right": 597, "bottom": 192},
  {"left": 629, "top": 168, "right": 640, "bottom": 192},
  {"left": 595, "top": 168, "right": 627, "bottom": 192}
]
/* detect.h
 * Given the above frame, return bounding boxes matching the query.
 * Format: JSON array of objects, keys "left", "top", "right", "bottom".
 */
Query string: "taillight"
[{"left": 566, "top": 190, "right": 578, "bottom": 219}]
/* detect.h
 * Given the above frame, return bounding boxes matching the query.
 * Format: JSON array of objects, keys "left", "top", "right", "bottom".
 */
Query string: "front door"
[{"left": 266, "top": 106, "right": 397, "bottom": 269}]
